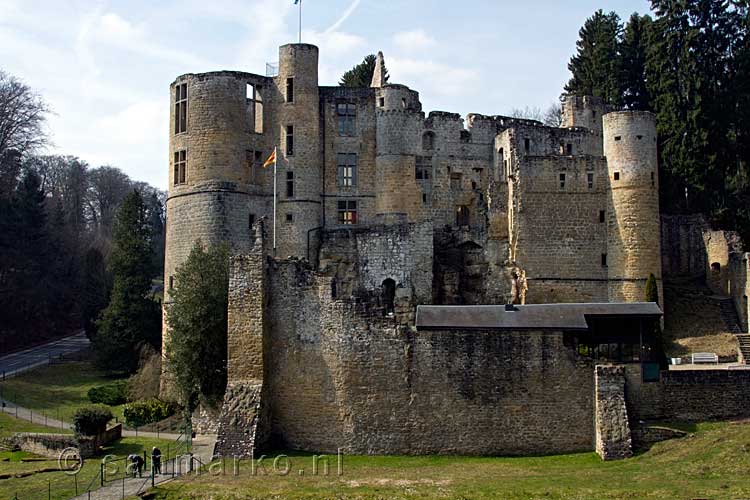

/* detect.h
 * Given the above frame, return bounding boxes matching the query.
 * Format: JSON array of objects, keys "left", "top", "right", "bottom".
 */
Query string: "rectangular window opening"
[
  {"left": 566, "top": 144, "right": 573, "bottom": 155},
  {"left": 587, "top": 172, "right": 594, "bottom": 190},
  {"left": 286, "top": 78, "right": 294, "bottom": 103},
  {"left": 246, "top": 83, "right": 263, "bottom": 133},
  {"left": 286, "top": 213, "right": 293, "bottom": 223},
  {"left": 614, "top": 172, "right": 620, "bottom": 181},
  {"left": 337, "top": 153, "right": 357, "bottom": 187},
  {"left": 337, "top": 200, "right": 357, "bottom": 225},
  {"left": 651, "top": 172, "right": 655, "bottom": 187},
  {"left": 524, "top": 138, "right": 530, "bottom": 152},
  {"left": 249, "top": 213, "right": 256, "bottom": 228},
  {"left": 286, "top": 125, "right": 294, "bottom": 156},
  {"left": 559, "top": 172, "right": 566, "bottom": 189},
  {"left": 601, "top": 253, "right": 608, "bottom": 267},
  {"left": 337, "top": 102, "right": 357, "bottom": 136},
  {"left": 286, "top": 171, "right": 295, "bottom": 198},
  {"left": 174, "top": 83, "right": 187, "bottom": 134},
  {"left": 173, "top": 150, "right": 187, "bottom": 185},
  {"left": 599, "top": 210, "right": 605, "bottom": 223},
  {"left": 450, "top": 172, "right": 462, "bottom": 190},
  {"left": 378, "top": 97, "right": 385, "bottom": 107}
]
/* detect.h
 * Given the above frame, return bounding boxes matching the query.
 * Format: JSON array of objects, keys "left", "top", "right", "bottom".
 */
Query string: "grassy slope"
[
  {"left": 146, "top": 421, "right": 750, "bottom": 500},
  {"left": 0, "top": 361, "right": 128, "bottom": 424},
  {"left": 0, "top": 435, "right": 175, "bottom": 499},
  {"left": 0, "top": 412, "right": 71, "bottom": 439}
]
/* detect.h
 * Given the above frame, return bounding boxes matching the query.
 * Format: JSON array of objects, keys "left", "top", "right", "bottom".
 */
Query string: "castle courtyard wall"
[{"left": 265, "top": 260, "right": 595, "bottom": 456}]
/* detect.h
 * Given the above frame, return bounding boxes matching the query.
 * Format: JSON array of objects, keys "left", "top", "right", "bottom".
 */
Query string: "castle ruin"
[{"left": 162, "top": 44, "right": 750, "bottom": 460}]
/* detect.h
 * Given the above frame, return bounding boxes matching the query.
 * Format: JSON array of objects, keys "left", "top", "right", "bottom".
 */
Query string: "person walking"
[{"left": 151, "top": 446, "right": 162, "bottom": 475}]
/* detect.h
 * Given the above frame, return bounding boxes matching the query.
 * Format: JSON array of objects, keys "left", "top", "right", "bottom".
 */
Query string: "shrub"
[
  {"left": 87, "top": 380, "right": 128, "bottom": 406},
  {"left": 123, "top": 399, "right": 177, "bottom": 428},
  {"left": 73, "top": 405, "right": 113, "bottom": 436},
  {"left": 127, "top": 346, "right": 162, "bottom": 402}
]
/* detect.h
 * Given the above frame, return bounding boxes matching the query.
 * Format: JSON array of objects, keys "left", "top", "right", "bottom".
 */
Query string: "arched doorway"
[{"left": 382, "top": 279, "right": 396, "bottom": 316}]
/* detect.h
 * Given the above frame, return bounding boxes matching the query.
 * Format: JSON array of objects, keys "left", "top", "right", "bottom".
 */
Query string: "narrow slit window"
[
  {"left": 601, "top": 253, "right": 608, "bottom": 266},
  {"left": 379, "top": 97, "right": 385, "bottom": 107},
  {"left": 524, "top": 138, "right": 530, "bottom": 152},
  {"left": 286, "top": 125, "right": 294, "bottom": 156},
  {"left": 599, "top": 210, "right": 605, "bottom": 223},
  {"left": 559, "top": 172, "right": 566, "bottom": 189},
  {"left": 286, "top": 171, "right": 295, "bottom": 198},
  {"left": 286, "top": 78, "right": 294, "bottom": 103},
  {"left": 174, "top": 83, "right": 187, "bottom": 134},
  {"left": 566, "top": 143, "right": 573, "bottom": 155},
  {"left": 651, "top": 172, "right": 655, "bottom": 187},
  {"left": 248, "top": 213, "right": 255, "bottom": 228},
  {"left": 587, "top": 173, "right": 594, "bottom": 189}
]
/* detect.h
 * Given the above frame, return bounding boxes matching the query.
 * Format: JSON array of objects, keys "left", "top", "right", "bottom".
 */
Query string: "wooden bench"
[{"left": 691, "top": 352, "right": 719, "bottom": 364}]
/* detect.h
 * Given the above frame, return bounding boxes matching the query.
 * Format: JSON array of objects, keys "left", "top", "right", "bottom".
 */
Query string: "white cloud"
[
  {"left": 387, "top": 57, "right": 479, "bottom": 99},
  {"left": 324, "top": 0, "right": 362, "bottom": 34},
  {"left": 393, "top": 30, "right": 437, "bottom": 52}
]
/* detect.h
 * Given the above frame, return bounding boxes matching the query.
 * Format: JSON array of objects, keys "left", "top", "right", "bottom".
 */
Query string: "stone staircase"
[
  {"left": 719, "top": 298, "right": 743, "bottom": 333},
  {"left": 737, "top": 334, "right": 750, "bottom": 364}
]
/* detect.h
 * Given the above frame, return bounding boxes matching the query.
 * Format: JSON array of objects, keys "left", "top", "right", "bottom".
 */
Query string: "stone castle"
[{"left": 162, "top": 44, "right": 750, "bottom": 460}]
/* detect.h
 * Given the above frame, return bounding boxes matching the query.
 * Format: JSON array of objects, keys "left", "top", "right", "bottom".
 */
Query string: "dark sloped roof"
[{"left": 415, "top": 303, "right": 663, "bottom": 331}]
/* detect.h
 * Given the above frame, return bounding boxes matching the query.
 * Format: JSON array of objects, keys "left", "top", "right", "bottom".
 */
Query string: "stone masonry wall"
[
  {"left": 266, "top": 260, "right": 595, "bottom": 456},
  {"left": 594, "top": 365, "right": 632, "bottom": 460},
  {"left": 625, "top": 364, "right": 750, "bottom": 422}
]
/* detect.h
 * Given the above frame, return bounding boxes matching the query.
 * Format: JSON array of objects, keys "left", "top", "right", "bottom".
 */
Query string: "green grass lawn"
[
  {"left": 0, "top": 361, "right": 128, "bottom": 424},
  {"left": 0, "top": 410, "right": 175, "bottom": 499},
  {"left": 0, "top": 412, "right": 71, "bottom": 439},
  {"left": 143, "top": 420, "right": 750, "bottom": 500}
]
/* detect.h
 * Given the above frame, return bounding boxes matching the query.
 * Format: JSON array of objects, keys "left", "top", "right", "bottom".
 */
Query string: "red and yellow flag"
[{"left": 262, "top": 149, "right": 276, "bottom": 168}]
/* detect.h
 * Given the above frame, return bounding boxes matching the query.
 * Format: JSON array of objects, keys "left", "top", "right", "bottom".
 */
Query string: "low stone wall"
[
  {"left": 631, "top": 425, "right": 687, "bottom": 450},
  {"left": 625, "top": 365, "right": 750, "bottom": 422},
  {"left": 594, "top": 366, "right": 632, "bottom": 460},
  {"left": 12, "top": 433, "right": 94, "bottom": 459}
]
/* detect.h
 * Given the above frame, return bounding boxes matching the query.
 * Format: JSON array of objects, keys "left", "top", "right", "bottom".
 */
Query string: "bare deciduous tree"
[
  {"left": 0, "top": 70, "right": 49, "bottom": 157},
  {"left": 509, "top": 106, "right": 544, "bottom": 122},
  {"left": 543, "top": 102, "right": 564, "bottom": 127}
]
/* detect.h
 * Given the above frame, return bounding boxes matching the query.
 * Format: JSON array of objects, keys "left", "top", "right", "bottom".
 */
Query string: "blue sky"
[{"left": 0, "top": 0, "right": 651, "bottom": 189}]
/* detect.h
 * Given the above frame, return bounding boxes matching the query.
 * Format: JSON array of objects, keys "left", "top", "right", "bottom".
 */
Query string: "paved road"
[{"left": 0, "top": 331, "right": 90, "bottom": 378}]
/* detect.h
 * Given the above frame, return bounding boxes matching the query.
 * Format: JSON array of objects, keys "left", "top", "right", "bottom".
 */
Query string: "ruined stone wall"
[
  {"left": 266, "top": 265, "right": 595, "bottom": 455},
  {"left": 318, "top": 222, "right": 433, "bottom": 319},
  {"left": 511, "top": 155, "right": 609, "bottom": 303},
  {"left": 660, "top": 214, "right": 709, "bottom": 278},
  {"left": 594, "top": 366, "right": 632, "bottom": 460},
  {"left": 704, "top": 230, "right": 743, "bottom": 296},
  {"left": 729, "top": 253, "right": 750, "bottom": 332}
]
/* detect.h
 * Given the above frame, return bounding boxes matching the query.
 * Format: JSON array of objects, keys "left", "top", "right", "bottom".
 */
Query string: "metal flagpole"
[
  {"left": 273, "top": 147, "right": 277, "bottom": 254},
  {"left": 298, "top": 0, "right": 302, "bottom": 43}
]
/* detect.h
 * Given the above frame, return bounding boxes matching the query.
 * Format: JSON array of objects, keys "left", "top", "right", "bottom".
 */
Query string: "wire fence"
[{"left": 5, "top": 429, "right": 192, "bottom": 500}]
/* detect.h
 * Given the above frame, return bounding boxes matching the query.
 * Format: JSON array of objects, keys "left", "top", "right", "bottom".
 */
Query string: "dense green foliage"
[
  {"left": 94, "top": 190, "right": 161, "bottom": 374},
  {"left": 567, "top": 2, "right": 750, "bottom": 241},
  {"left": 565, "top": 10, "right": 624, "bottom": 105},
  {"left": 72, "top": 404, "right": 113, "bottom": 436},
  {"left": 123, "top": 398, "right": 177, "bottom": 428},
  {"left": 165, "top": 242, "right": 230, "bottom": 412},
  {"left": 0, "top": 69, "right": 165, "bottom": 351},
  {"left": 87, "top": 380, "right": 128, "bottom": 406},
  {"left": 340, "top": 54, "right": 389, "bottom": 87}
]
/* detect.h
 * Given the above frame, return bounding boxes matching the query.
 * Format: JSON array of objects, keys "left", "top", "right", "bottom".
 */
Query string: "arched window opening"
[
  {"left": 711, "top": 262, "right": 721, "bottom": 272},
  {"left": 422, "top": 131, "right": 435, "bottom": 151},
  {"left": 382, "top": 279, "right": 396, "bottom": 316}
]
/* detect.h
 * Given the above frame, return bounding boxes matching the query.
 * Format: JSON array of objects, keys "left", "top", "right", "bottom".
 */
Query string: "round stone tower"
[
  {"left": 164, "top": 71, "right": 270, "bottom": 301},
  {"left": 373, "top": 84, "right": 425, "bottom": 224},
  {"left": 603, "top": 111, "right": 662, "bottom": 303},
  {"left": 273, "top": 43, "right": 321, "bottom": 258}
]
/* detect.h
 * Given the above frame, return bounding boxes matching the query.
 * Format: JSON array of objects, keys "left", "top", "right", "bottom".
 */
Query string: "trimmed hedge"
[
  {"left": 87, "top": 380, "right": 128, "bottom": 406},
  {"left": 73, "top": 405, "right": 113, "bottom": 436},
  {"left": 123, "top": 399, "right": 177, "bottom": 428}
]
